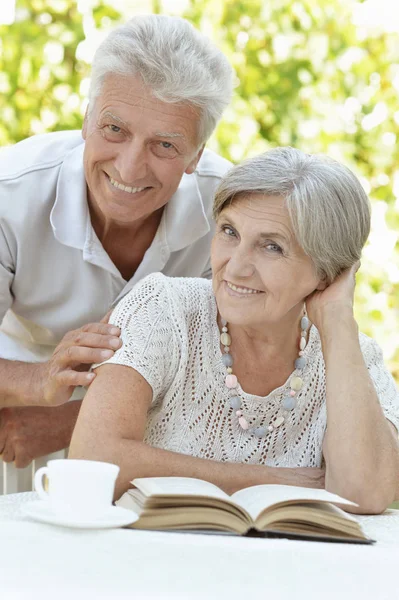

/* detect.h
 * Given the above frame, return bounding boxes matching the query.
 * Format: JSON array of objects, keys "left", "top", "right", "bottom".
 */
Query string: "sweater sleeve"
[
  {"left": 97, "top": 273, "right": 180, "bottom": 401},
  {"left": 361, "top": 334, "right": 399, "bottom": 433}
]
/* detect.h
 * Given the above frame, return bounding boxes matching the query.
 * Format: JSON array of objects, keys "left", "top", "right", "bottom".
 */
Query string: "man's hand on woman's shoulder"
[{"left": 32, "top": 319, "right": 122, "bottom": 407}]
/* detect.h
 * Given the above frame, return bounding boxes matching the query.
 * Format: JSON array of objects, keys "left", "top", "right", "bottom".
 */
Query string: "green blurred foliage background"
[{"left": 1, "top": 0, "right": 398, "bottom": 381}]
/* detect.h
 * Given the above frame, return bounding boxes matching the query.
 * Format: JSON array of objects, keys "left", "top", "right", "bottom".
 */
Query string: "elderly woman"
[{"left": 69, "top": 147, "right": 399, "bottom": 513}]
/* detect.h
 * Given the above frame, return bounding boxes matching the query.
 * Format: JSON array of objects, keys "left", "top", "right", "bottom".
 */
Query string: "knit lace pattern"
[{"left": 104, "top": 273, "right": 399, "bottom": 467}]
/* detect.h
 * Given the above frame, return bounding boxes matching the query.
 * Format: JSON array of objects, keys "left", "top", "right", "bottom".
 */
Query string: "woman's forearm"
[
  {"left": 69, "top": 435, "right": 325, "bottom": 499},
  {"left": 320, "top": 308, "right": 399, "bottom": 513}
]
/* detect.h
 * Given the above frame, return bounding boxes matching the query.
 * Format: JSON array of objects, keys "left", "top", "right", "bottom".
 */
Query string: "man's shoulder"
[
  {"left": 0, "top": 130, "right": 84, "bottom": 181},
  {"left": 195, "top": 148, "right": 232, "bottom": 179}
]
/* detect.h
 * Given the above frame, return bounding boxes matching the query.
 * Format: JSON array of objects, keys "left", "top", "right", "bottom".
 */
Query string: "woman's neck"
[
  {"left": 225, "top": 312, "right": 303, "bottom": 359},
  {"left": 218, "top": 312, "right": 305, "bottom": 397}
]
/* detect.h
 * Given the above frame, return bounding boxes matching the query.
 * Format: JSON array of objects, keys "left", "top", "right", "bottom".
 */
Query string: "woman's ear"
[{"left": 316, "top": 274, "right": 328, "bottom": 291}]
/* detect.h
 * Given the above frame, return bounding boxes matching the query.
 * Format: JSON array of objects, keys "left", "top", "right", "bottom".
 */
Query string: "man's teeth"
[
  {"left": 109, "top": 177, "right": 146, "bottom": 194},
  {"left": 227, "top": 282, "right": 261, "bottom": 295}
]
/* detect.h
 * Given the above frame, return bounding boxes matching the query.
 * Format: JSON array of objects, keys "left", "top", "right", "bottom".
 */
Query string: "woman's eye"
[{"left": 265, "top": 243, "right": 282, "bottom": 253}]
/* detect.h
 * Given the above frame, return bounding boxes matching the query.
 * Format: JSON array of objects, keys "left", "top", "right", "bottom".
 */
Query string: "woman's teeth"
[{"left": 226, "top": 282, "right": 261, "bottom": 295}]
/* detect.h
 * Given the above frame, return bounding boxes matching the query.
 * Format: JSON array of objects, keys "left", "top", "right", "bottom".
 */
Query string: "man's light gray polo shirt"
[{"left": 0, "top": 130, "right": 231, "bottom": 362}]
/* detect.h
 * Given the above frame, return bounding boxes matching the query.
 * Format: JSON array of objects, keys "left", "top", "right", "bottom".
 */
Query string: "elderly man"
[{"left": 0, "top": 14, "right": 233, "bottom": 482}]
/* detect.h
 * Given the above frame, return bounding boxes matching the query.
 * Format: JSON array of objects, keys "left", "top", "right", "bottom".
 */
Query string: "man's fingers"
[
  {"left": 100, "top": 310, "right": 113, "bottom": 324},
  {"left": 80, "top": 322, "right": 120, "bottom": 336},
  {"left": 1, "top": 443, "right": 15, "bottom": 464},
  {"left": 14, "top": 451, "right": 32, "bottom": 469},
  {"left": 55, "top": 370, "right": 96, "bottom": 389},
  {"left": 65, "top": 332, "right": 122, "bottom": 352},
  {"left": 59, "top": 346, "right": 117, "bottom": 367}
]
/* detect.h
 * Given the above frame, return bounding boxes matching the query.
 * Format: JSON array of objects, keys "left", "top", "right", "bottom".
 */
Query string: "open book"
[{"left": 116, "top": 477, "right": 373, "bottom": 544}]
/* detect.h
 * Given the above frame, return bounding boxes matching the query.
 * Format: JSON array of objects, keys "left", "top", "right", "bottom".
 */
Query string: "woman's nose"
[
  {"left": 225, "top": 246, "right": 255, "bottom": 279},
  {"left": 114, "top": 139, "right": 148, "bottom": 183}
]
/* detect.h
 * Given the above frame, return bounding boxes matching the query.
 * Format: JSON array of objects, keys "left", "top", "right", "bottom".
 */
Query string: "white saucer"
[{"left": 21, "top": 500, "right": 138, "bottom": 529}]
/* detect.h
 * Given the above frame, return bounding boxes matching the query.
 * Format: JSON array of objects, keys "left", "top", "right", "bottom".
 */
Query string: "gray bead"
[
  {"left": 253, "top": 426, "right": 267, "bottom": 438},
  {"left": 295, "top": 356, "right": 307, "bottom": 370},
  {"left": 301, "top": 316, "right": 309, "bottom": 330},
  {"left": 222, "top": 353, "right": 233, "bottom": 368},
  {"left": 229, "top": 396, "right": 242, "bottom": 410},
  {"left": 282, "top": 396, "right": 297, "bottom": 411}
]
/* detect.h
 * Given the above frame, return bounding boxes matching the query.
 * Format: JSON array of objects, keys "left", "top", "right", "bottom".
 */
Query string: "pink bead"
[
  {"left": 225, "top": 374, "right": 238, "bottom": 388},
  {"left": 238, "top": 416, "right": 249, "bottom": 430},
  {"left": 290, "top": 390, "right": 296, "bottom": 397},
  {"left": 236, "top": 410, "right": 243, "bottom": 417}
]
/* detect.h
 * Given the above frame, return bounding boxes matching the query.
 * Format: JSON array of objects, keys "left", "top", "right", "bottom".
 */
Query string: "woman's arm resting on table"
[{"left": 69, "top": 364, "right": 325, "bottom": 499}]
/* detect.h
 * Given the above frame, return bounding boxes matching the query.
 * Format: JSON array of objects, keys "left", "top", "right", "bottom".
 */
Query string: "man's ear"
[
  {"left": 185, "top": 145, "right": 205, "bottom": 175},
  {"left": 82, "top": 106, "right": 90, "bottom": 140}
]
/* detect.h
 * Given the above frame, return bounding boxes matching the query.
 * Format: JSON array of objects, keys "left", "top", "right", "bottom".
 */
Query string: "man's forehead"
[{"left": 96, "top": 74, "right": 199, "bottom": 120}]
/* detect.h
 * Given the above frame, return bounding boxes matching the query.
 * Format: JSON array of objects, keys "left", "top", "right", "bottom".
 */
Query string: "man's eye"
[
  {"left": 221, "top": 225, "right": 236, "bottom": 237},
  {"left": 108, "top": 124, "right": 121, "bottom": 133},
  {"left": 153, "top": 141, "right": 178, "bottom": 158}
]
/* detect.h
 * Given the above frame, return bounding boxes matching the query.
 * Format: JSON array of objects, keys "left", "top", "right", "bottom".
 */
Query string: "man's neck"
[{"left": 90, "top": 206, "right": 164, "bottom": 281}]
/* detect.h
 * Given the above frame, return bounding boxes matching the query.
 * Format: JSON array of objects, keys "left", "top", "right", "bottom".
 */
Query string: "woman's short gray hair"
[
  {"left": 213, "top": 147, "right": 371, "bottom": 283},
  {"left": 89, "top": 15, "right": 234, "bottom": 145}
]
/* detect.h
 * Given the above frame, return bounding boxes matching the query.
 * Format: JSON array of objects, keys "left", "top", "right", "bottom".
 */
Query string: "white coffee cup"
[{"left": 34, "top": 459, "right": 120, "bottom": 519}]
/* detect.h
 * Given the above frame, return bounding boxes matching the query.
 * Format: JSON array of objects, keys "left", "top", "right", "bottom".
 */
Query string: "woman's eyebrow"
[
  {"left": 258, "top": 232, "right": 288, "bottom": 243},
  {"left": 220, "top": 214, "right": 287, "bottom": 243}
]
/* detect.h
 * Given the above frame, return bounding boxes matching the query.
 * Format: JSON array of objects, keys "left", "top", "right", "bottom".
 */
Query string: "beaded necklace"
[{"left": 220, "top": 314, "right": 310, "bottom": 438}]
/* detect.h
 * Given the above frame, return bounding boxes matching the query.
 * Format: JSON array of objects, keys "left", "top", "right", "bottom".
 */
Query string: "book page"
[
  {"left": 132, "top": 477, "right": 231, "bottom": 500},
  {"left": 231, "top": 485, "right": 357, "bottom": 522}
]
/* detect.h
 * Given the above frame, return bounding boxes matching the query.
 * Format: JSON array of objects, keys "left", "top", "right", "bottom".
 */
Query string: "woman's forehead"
[{"left": 221, "top": 194, "right": 293, "bottom": 235}]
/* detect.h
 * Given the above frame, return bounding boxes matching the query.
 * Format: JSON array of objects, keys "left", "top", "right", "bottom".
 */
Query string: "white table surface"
[{"left": 0, "top": 492, "right": 398, "bottom": 600}]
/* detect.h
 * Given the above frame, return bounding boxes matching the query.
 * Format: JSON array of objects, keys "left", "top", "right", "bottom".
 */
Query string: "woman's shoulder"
[{"left": 115, "top": 272, "right": 214, "bottom": 322}]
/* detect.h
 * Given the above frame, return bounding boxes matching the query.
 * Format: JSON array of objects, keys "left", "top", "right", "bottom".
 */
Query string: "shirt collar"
[
  {"left": 160, "top": 170, "right": 210, "bottom": 253},
  {"left": 50, "top": 140, "right": 89, "bottom": 250}
]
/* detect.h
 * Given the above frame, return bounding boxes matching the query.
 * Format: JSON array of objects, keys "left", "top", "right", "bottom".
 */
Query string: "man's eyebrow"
[
  {"left": 155, "top": 131, "right": 185, "bottom": 140},
  {"left": 100, "top": 111, "right": 128, "bottom": 126}
]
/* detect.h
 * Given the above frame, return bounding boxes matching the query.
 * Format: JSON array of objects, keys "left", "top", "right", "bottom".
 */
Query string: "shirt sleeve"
[
  {"left": 362, "top": 335, "right": 399, "bottom": 433},
  {"left": 0, "top": 223, "right": 15, "bottom": 325},
  {"left": 96, "top": 273, "right": 180, "bottom": 401}
]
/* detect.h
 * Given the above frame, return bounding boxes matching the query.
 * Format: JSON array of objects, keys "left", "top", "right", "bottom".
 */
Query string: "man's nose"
[{"left": 114, "top": 139, "right": 148, "bottom": 183}]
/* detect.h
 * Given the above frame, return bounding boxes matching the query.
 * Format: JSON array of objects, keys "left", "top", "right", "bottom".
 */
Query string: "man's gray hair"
[
  {"left": 213, "top": 147, "right": 371, "bottom": 283},
  {"left": 89, "top": 14, "right": 234, "bottom": 144}
]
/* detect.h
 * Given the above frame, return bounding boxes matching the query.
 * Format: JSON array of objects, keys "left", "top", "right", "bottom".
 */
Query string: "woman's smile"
[{"left": 224, "top": 280, "right": 263, "bottom": 297}]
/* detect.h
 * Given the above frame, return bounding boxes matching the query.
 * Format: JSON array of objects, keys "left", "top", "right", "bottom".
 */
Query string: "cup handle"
[{"left": 34, "top": 466, "right": 49, "bottom": 501}]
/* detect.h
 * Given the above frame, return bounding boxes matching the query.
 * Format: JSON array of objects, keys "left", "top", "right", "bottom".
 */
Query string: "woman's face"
[{"left": 211, "top": 194, "right": 324, "bottom": 328}]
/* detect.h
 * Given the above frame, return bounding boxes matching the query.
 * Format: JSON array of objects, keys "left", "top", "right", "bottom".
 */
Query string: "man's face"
[{"left": 82, "top": 74, "right": 204, "bottom": 226}]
